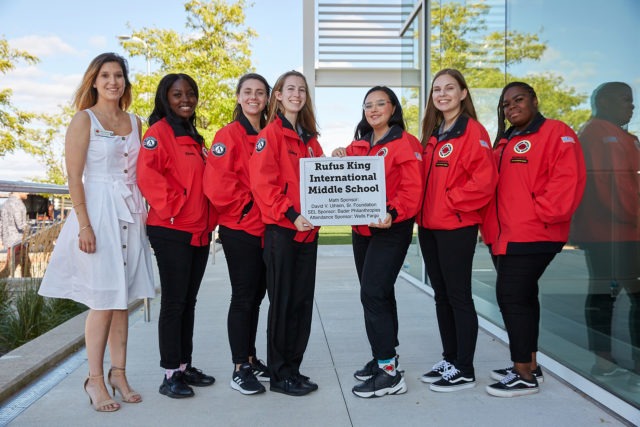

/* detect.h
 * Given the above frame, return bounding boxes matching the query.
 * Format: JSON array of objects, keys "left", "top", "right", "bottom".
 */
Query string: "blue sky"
[
  {"left": 1, "top": 0, "right": 639, "bottom": 180},
  {"left": 0, "top": 0, "right": 363, "bottom": 180}
]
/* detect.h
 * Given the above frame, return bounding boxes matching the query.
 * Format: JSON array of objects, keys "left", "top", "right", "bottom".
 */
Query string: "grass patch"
[{"left": 318, "top": 225, "right": 352, "bottom": 245}]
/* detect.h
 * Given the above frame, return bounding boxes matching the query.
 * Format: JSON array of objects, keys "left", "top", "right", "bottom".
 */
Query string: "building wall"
[{"left": 403, "top": 0, "right": 640, "bottom": 413}]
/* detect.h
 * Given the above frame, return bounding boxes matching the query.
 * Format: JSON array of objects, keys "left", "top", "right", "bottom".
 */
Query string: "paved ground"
[{"left": 1, "top": 246, "right": 629, "bottom": 426}]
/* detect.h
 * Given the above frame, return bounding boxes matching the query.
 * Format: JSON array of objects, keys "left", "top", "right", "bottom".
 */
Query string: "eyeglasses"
[{"left": 362, "top": 100, "right": 391, "bottom": 111}]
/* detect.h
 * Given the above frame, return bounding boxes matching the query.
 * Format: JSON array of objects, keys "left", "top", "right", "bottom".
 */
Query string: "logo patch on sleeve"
[
  {"left": 143, "top": 136, "right": 158, "bottom": 150},
  {"left": 211, "top": 142, "right": 227, "bottom": 157},
  {"left": 255, "top": 137, "right": 266, "bottom": 152},
  {"left": 480, "top": 139, "right": 491, "bottom": 149},
  {"left": 561, "top": 136, "right": 576, "bottom": 143},
  {"left": 376, "top": 147, "right": 388, "bottom": 157}
]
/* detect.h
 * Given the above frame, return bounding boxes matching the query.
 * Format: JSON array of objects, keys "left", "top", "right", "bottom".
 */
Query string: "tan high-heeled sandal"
[
  {"left": 84, "top": 374, "right": 120, "bottom": 412},
  {"left": 108, "top": 366, "right": 142, "bottom": 403}
]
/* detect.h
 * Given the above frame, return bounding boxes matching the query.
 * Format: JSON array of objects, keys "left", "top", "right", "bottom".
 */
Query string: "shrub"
[{"left": 0, "top": 279, "right": 86, "bottom": 356}]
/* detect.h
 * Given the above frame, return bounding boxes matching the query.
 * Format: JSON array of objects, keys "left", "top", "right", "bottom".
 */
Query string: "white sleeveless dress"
[{"left": 39, "top": 110, "right": 156, "bottom": 310}]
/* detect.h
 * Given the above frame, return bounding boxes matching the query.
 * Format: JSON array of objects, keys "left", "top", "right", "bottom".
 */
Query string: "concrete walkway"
[{"left": 2, "top": 246, "right": 626, "bottom": 426}]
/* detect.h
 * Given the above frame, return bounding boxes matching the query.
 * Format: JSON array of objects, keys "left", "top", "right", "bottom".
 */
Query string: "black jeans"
[
  {"left": 148, "top": 234, "right": 210, "bottom": 369},
  {"left": 219, "top": 226, "right": 267, "bottom": 365},
  {"left": 419, "top": 225, "right": 478, "bottom": 375},
  {"left": 494, "top": 252, "right": 555, "bottom": 363},
  {"left": 263, "top": 225, "right": 318, "bottom": 382},
  {"left": 353, "top": 219, "right": 414, "bottom": 361}
]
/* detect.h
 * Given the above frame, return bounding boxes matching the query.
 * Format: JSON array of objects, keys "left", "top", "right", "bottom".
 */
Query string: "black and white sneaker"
[
  {"left": 230, "top": 363, "right": 266, "bottom": 395},
  {"left": 429, "top": 366, "right": 475, "bottom": 392},
  {"left": 491, "top": 365, "right": 544, "bottom": 384},
  {"left": 251, "top": 358, "right": 270, "bottom": 382},
  {"left": 352, "top": 367, "right": 407, "bottom": 398},
  {"left": 354, "top": 355, "right": 403, "bottom": 381},
  {"left": 486, "top": 371, "right": 539, "bottom": 397},
  {"left": 420, "top": 359, "right": 453, "bottom": 384}
]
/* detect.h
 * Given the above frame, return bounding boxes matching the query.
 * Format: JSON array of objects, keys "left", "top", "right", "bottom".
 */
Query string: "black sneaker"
[
  {"left": 159, "top": 371, "right": 195, "bottom": 399},
  {"left": 295, "top": 373, "right": 318, "bottom": 392},
  {"left": 251, "top": 358, "right": 270, "bottom": 382},
  {"left": 352, "top": 367, "right": 407, "bottom": 398},
  {"left": 486, "top": 371, "right": 539, "bottom": 397},
  {"left": 420, "top": 359, "right": 453, "bottom": 384},
  {"left": 230, "top": 363, "right": 266, "bottom": 395},
  {"left": 270, "top": 377, "right": 312, "bottom": 397},
  {"left": 183, "top": 365, "right": 215, "bottom": 387},
  {"left": 429, "top": 366, "right": 475, "bottom": 392},
  {"left": 354, "top": 355, "right": 403, "bottom": 381},
  {"left": 491, "top": 365, "right": 544, "bottom": 384}
]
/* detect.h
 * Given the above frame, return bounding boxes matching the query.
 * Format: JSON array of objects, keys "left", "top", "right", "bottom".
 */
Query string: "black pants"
[
  {"left": 219, "top": 226, "right": 267, "bottom": 365},
  {"left": 582, "top": 241, "right": 640, "bottom": 362},
  {"left": 494, "top": 252, "right": 555, "bottom": 363},
  {"left": 149, "top": 234, "right": 210, "bottom": 369},
  {"left": 353, "top": 219, "right": 414, "bottom": 361},
  {"left": 419, "top": 225, "right": 478, "bottom": 375},
  {"left": 263, "top": 225, "right": 318, "bottom": 382}
]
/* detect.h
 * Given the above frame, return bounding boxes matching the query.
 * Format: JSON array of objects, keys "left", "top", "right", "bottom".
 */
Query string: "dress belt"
[{"left": 84, "top": 175, "right": 136, "bottom": 223}]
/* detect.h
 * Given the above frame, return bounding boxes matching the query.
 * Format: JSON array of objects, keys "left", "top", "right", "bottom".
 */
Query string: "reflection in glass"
[{"left": 571, "top": 82, "right": 640, "bottom": 393}]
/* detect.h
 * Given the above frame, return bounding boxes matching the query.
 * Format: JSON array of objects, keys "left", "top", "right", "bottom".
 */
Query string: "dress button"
[
  {"left": 124, "top": 262, "right": 127, "bottom": 266},
  {"left": 124, "top": 153, "right": 128, "bottom": 157},
  {"left": 123, "top": 169, "right": 128, "bottom": 173},
  {"left": 122, "top": 244, "right": 127, "bottom": 249},
  {"left": 123, "top": 225, "right": 128, "bottom": 230}
]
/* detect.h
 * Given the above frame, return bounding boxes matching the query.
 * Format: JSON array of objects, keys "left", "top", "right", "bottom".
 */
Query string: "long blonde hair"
[
  {"left": 73, "top": 52, "right": 132, "bottom": 111},
  {"left": 267, "top": 70, "right": 318, "bottom": 135}
]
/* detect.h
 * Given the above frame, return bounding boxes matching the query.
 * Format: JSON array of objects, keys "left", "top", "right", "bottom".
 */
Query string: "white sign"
[{"left": 300, "top": 156, "right": 386, "bottom": 225}]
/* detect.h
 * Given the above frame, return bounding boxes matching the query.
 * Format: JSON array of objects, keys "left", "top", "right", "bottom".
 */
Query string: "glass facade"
[{"left": 401, "top": 0, "right": 640, "bottom": 412}]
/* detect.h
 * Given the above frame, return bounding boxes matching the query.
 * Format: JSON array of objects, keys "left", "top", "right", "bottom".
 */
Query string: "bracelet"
[
  {"left": 78, "top": 224, "right": 92, "bottom": 236},
  {"left": 73, "top": 202, "right": 86, "bottom": 209}
]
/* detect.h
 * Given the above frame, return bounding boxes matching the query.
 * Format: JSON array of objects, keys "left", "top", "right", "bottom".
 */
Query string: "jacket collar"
[
  {"left": 433, "top": 114, "right": 470, "bottom": 142},
  {"left": 164, "top": 116, "right": 203, "bottom": 144},
  {"left": 504, "top": 112, "right": 546, "bottom": 140},
  {"left": 238, "top": 112, "right": 259, "bottom": 136},
  {"left": 359, "top": 124, "right": 404, "bottom": 147},
  {"left": 277, "top": 111, "right": 315, "bottom": 143}
]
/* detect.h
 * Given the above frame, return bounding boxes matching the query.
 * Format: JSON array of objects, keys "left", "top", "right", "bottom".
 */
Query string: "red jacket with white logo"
[
  {"left": 570, "top": 118, "right": 640, "bottom": 243},
  {"left": 481, "top": 113, "right": 586, "bottom": 255},
  {"left": 137, "top": 118, "right": 216, "bottom": 246},
  {"left": 203, "top": 114, "right": 264, "bottom": 237},
  {"left": 249, "top": 113, "right": 324, "bottom": 243},
  {"left": 417, "top": 115, "right": 498, "bottom": 230},
  {"left": 345, "top": 125, "right": 423, "bottom": 236}
]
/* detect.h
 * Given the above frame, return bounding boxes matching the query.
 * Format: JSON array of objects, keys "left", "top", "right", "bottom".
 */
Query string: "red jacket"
[
  {"left": 345, "top": 125, "right": 423, "bottom": 236},
  {"left": 137, "top": 118, "right": 216, "bottom": 246},
  {"left": 203, "top": 115, "right": 264, "bottom": 237},
  {"left": 417, "top": 115, "right": 498, "bottom": 230},
  {"left": 570, "top": 118, "right": 640, "bottom": 243},
  {"left": 481, "top": 113, "right": 586, "bottom": 255},
  {"left": 249, "top": 113, "right": 324, "bottom": 243}
]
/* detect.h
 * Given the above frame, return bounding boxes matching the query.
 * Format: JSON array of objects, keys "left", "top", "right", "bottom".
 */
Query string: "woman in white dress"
[{"left": 39, "top": 52, "right": 155, "bottom": 412}]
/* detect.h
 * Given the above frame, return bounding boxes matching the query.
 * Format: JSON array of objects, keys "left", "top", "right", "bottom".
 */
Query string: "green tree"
[
  {"left": 0, "top": 38, "right": 41, "bottom": 156},
  {"left": 120, "top": 0, "right": 256, "bottom": 143},
  {"left": 33, "top": 106, "right": 74, "bottom": 185},
  {"left": 429, "top": 1, "right": 589, "bottom": 130}
]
